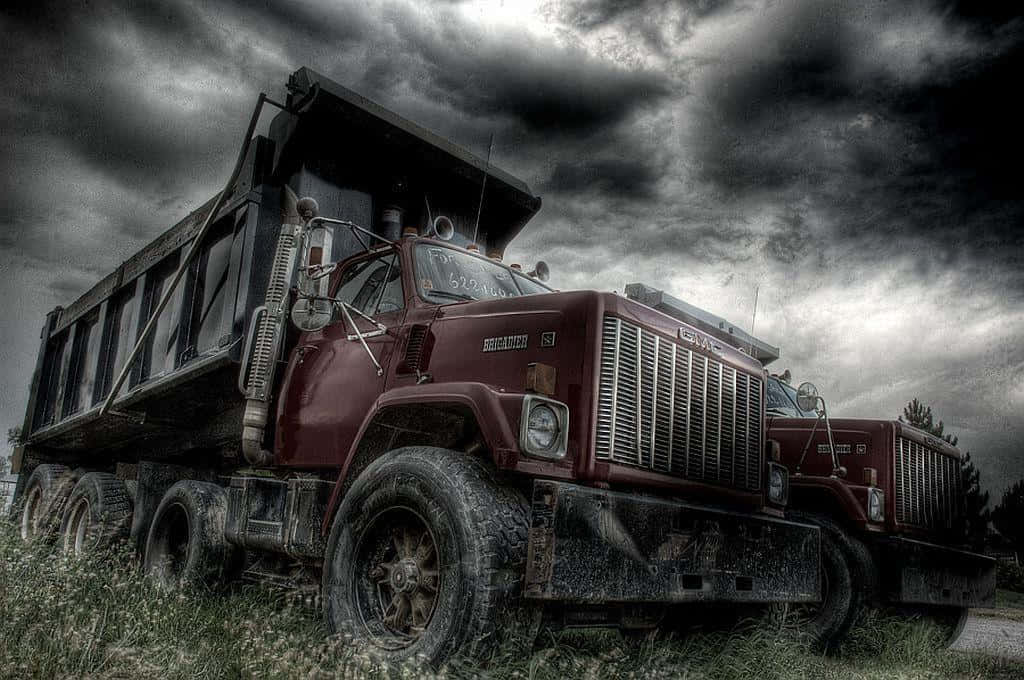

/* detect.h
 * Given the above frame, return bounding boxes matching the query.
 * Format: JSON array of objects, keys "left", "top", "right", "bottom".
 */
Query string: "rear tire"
[
  {"left": 19, "top": 464, "right": 75, "bottom": 541},
  {"left": 59, "top": 472, "right": 133, "bottom": 555},
  {"left": 143, "top": 481, "right": 241, "bottom": 589},
  {"left": 323, "top": 447, "right": 536, "bottom": 669}
]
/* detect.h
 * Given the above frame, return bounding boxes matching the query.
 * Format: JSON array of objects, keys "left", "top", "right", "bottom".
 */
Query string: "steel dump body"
[{"left": 20, "top": 68, "right": 540, "bottom": 463}]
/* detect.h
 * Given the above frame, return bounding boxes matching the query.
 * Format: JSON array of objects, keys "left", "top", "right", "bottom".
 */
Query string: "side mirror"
[
  {"left": 796, "top": 382, "right": 820, "bottom": 413},
  {"left": 291, "top": 297, "right": 333, "bottom": 333}
]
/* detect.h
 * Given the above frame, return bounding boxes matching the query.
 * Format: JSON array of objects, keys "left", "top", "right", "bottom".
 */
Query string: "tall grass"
[{"left": 1, "top": 520, "right": 1021, "bottom": 679}]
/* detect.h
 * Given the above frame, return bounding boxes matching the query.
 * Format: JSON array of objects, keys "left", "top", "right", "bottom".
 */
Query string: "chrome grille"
[
  {"left": 595, "top": 316, "right": 762, "bottom": 491},
  {"left": 894, "top": 436, "right": 962, "bottom": 528}
]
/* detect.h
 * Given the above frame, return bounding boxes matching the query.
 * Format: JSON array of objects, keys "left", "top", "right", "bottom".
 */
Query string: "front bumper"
[
  {"left": 878, "top": 536, "right": 996, "bottom": 607},
  {"left": 524, "top": 480, "right": 821, "bottom": 604}
]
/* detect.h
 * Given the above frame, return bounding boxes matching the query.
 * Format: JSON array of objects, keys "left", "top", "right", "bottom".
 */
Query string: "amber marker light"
[
  {"left": 526, "top": 362, "right": 557, "bottom": 396},
  {"left": 863, "top": 467, "right": 878, "bottom": 486}
]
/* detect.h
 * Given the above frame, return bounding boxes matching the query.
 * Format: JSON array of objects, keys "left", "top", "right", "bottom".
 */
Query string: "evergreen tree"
[
  {"left": 899, "top": 399, "right": 989, "bottom": 549},
  {"left": 993, "top": 480, "right": 1024, "bottom": 557}
]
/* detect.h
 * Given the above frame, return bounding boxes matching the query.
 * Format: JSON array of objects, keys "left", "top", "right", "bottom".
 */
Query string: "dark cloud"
[
  {"left": 545, "top": 157, "right": 661, "bottom": 199},
  {"left": 686, "top": 0, "right": 1024, "bottom": 290},
  {"left": 555, "top": 0, "right": 735, "bottom": 49},
  {"left": 391, "top": 20, "right": 672, "bottom": 135}
]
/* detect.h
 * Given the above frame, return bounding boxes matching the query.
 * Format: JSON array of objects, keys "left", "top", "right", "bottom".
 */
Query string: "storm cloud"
[{"left": 1, "top": 0, "right": 1022, "bottom": 498}]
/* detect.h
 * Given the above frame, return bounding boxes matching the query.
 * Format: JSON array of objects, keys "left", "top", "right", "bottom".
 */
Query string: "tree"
[
  {"left": 993, "top": 480, "right": 1024, "bottom": 557},
  {"left": 899, "top": 399, "right": 990, "bottom": 549}
]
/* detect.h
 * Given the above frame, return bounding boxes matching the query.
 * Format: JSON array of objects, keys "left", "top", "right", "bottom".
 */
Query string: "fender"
[
  {"left": 321, "top": 381, "right": 525, "bottom": 532},
  {"left": 789, "top": 475, "right": 874, "bottom": 531}
]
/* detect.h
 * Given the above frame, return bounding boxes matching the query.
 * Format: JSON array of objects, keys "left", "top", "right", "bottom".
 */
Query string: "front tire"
[
  {"left": 322, "top": 447, "right": 534, "bottom": 668},
  {"left": 772, "top": 512, "right": 874, "bottom": 652},
  {"left": 900, "top": 605, "right": 969, "bottom": 647}
]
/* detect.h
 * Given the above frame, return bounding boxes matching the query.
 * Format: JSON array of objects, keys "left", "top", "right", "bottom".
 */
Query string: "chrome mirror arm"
[
  {"left": 793, "top": 397, "right": 845, "bottom": 478},
  {"left": 820, "top": 400, "right": 845, "bottom": 478},
  {"left": 336, "top": 302, "right": 384, "bottom": 376},
  {"left": 795, "top": 412, "right": 823, "bottom": 476}
]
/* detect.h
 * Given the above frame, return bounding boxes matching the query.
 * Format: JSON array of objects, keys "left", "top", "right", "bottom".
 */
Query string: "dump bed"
[{"left": 21, "top": 67, "right": 541, "bottom": 460}]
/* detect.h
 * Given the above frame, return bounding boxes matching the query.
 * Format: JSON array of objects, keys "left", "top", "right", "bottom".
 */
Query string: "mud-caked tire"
[
  {"left": 19, "top": 464, "right": 77, "bottom": 541},
  {"left": 59, "top": 472, "right": 133, "bottom": 555},
  {"left": 143, "top": 481, "right": 241, "bottom": 589},
  {"left": 771, "top": 512, "right": 875, "bottom": 652},
  {"left": 322, "top": 447, "right": 536, "bottom": 669}
]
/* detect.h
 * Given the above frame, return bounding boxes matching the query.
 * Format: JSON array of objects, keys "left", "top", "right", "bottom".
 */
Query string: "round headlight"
[
  {"left": 527, "top": 404, "right": 559, "bottom": 451},
  {"left": 768, "top": 466, "right": 786, "bottom": 503},
  {"left": 868, "top": 488, "right": 885, "bottom": 522}
]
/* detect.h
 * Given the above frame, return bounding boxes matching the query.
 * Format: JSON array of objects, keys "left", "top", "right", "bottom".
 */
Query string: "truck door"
[{"left": 275, "top": 250, "right": 406, "bottom": 468}]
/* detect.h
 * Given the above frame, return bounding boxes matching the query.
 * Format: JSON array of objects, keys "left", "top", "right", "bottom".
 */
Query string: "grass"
[{"left": 1, "top": 521, "right": 1022, "bottom": 680}]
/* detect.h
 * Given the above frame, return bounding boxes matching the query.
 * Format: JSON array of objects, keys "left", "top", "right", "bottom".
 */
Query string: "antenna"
[
  {"left": 748, "top": 285, "right": 759, "bottom": 358},
  {"left": 472, "top": 132, "right": 494, "bottom": 245}
]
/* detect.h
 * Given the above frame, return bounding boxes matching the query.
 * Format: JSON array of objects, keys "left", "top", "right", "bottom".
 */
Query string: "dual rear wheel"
[
  {"left": 20, "top": 465, "right": 132, "bottom": 554},
  {"left": 17, "top": 464, "right": 236, "bottom": 587}
]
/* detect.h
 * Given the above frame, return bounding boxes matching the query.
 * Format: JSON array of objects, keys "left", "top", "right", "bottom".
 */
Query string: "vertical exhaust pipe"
[{"left": 239, "top": 187, "right": 307, "bottom": 466}]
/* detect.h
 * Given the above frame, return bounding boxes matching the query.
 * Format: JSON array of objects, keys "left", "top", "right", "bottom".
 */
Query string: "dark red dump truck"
[
  {"left": 764, "top": 375, "right": 995, "bottom": 647},
  {"left": 10, "top": 68, "right": 820, "bottom": 667},
  {"left": 626, "top": 283, "right": 996, "bottom": 650}
]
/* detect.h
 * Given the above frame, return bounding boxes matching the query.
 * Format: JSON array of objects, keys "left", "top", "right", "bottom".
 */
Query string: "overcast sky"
[{"left": 1, "top": 1, "right": 1021, "bottom": 499}]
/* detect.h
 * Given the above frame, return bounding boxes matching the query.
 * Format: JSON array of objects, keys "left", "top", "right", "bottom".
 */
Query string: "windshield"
[
  {"left": 767, "top": 377, "right": 818, "bottom": 418},
  {"left": 414, "top": 244, "right": 552, "bottom": 304}
]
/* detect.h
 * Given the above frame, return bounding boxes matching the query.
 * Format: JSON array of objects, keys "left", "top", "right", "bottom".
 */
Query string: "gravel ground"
[{"left": 952, "top": 615, "right": 1024, "bottom": 660}]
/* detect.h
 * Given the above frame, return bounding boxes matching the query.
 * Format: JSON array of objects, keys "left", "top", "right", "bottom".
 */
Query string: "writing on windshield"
[{"left": 415, "top": 245, "right": 547, "bottom": 303}]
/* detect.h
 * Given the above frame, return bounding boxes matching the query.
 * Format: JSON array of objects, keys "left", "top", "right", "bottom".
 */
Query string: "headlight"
[
  {"left": 527, "top": 404, "right": 558, "bottom": 451},
  {"left": 520, "top": 395, "right": 569, "bottom": 460},
  {"left": 867, "top": 487, "right": 885, "bottom": 522},
  {"left": 767, "top": 463, "right": 789, "bottom": 505}
]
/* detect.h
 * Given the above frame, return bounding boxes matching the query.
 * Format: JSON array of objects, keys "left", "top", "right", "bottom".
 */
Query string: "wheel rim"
[
  {"left": 20, "top": 485, "right": 42, "bottom": 540},
  {"left": 64, "top": 496, "right": 92, "bottom": 555},
  {"left": 353, "top": 507, "right": 441, "bottom": 650}
]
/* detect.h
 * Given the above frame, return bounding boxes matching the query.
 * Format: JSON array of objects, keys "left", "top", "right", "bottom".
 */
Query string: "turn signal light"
[
  {"left": 863, "top": 467, "right": 878, "bottom": 486},
  {"left": 526, "top": 362, "right": 557, "bottom": 396}
]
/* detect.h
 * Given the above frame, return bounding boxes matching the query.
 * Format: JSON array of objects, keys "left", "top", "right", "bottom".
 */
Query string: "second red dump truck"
[
  {"left": 626, "top": 284, "right": 996, "bottom": 650},
  {"left": 11, "top": 68, "right": 820, "bottom": 667}
]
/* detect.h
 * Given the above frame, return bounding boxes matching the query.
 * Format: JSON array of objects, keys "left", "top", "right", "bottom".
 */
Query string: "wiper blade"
[{"left": 427, "top": 289, "right": 475, "bottom": 302}]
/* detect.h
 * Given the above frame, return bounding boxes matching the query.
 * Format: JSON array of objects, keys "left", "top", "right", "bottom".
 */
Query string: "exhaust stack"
[{"left": 239, "top": 187, "right": 307, "bottom": 466}]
